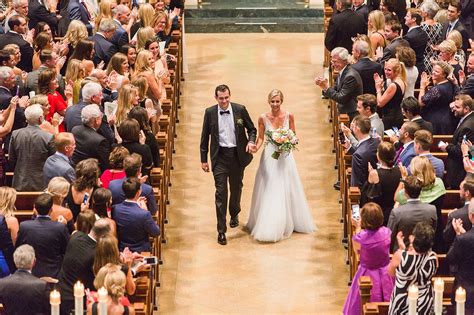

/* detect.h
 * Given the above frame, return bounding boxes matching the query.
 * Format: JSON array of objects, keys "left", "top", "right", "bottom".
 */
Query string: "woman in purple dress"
[{"left": 343, "top": 202, "right": 394, "bottom": 315}]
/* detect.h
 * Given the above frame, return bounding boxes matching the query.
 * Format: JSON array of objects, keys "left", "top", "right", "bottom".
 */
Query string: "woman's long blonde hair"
[
  {"left": 116, "top": 84, "right": 138, "bottom": 126},
  {"left": 409, "top": 156, "right": 436, "bottom": 188},
  {"left": 95, "top": 0, "right": 114, "bottom": 32},
  {"left": 65, "top": 59, "right": 85, "bottom": 83},
  {"left": 63, "top": 20, "right": 89, "bottom": 48},
  {"left": 386, "top": 58, "right": 407, "bottom": 82},
  {"left": 136, "top": 27, "right": 155, "bottom": 52},
  {"left": 0, "top": 187, "right": 16, "bottom": 218},
  {"left": 139, "top": 3, "right": 155, "bottom": 28},
  {"left": 134, "top": 50, "right": 153, "bottom": 75},
  {"left": 368, "top": 10, "right": 385, "bottom": 33}
]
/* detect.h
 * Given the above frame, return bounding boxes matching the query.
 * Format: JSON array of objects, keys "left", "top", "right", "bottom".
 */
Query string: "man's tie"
[
  {"left": 446, "top": 23, "right": 453, "bottom": 38},
  {"left": 394, "top": 146, "right": 404, "bottom": 164},
  {"left": 220, "top": 110, "right": 230, "bottom": 115}
]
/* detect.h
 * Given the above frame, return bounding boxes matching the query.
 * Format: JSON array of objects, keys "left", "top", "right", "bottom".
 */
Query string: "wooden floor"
[{"left": 157, "top": 33, "right": 348, "bottom": 314}]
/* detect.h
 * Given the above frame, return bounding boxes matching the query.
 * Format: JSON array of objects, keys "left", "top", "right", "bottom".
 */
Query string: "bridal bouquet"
[{"left": 265, "top": 128, "right": 299, "bottom": 159}]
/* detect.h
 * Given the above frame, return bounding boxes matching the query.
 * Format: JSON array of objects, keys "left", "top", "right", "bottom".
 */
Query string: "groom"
[{"left": 200, "top": 84, "right": 257, "bottom": 245}]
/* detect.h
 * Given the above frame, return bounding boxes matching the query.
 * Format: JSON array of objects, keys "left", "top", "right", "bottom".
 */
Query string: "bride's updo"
[{"left": 268, "top": 89, "right": 284, "bottom": 103}]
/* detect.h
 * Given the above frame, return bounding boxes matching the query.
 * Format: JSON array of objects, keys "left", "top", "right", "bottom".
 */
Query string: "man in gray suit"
[
  {"left": 387, "top": 175, "right": 437, "bottom": 252},
  {"left": 9, "top": 104, "right": 55, "bottom": 191},
  {"left": 26, "top": 49, "right": 66, "bottom": 97},
  {"left": 43, "top": 132, "right": 76, "bottom": 185}
]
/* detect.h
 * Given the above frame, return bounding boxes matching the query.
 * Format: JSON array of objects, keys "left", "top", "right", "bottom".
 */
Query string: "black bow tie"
[{"left": 220, "top": 110, "right": 230, "bottom": 115}]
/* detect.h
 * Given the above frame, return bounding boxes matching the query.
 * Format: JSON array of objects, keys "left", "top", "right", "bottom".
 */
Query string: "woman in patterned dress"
[
  {"left": 421, "top": 1, "right": 442, "bottom": 74},
  {"left": 388, "top": 221, "right": 438, "bottom": 315}
]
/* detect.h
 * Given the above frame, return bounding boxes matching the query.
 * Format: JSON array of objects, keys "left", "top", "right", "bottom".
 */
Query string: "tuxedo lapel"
[
  {"left": 213, "top": 105, "right": 219, "bottom": 139},
  {"left": 231, "top": 103, "right": 239, "bottom": 141}
]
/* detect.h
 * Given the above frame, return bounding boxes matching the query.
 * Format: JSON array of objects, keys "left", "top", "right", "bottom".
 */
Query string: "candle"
[
  {"left": 456, "top": 287, "right": 466, "bottom": 315},
  {"left": 98, "top": 287, "right": 108, "bottom": 315},
  {"left": 408, "top": 284, "right": 418, "bottom": 315},
  {"left": 434, "top": 278, "right": 444, "bottom": 315},
  {"left": 74, "top": 281, "right": 84, "bottom": 315},
  {"left": 50, "top": 290, "right": 60, "bottom": 315}
]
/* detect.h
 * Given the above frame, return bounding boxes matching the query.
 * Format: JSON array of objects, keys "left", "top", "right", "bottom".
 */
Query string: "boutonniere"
[{"left": 236, "top": 118, "right": 243, "bottom": 126}]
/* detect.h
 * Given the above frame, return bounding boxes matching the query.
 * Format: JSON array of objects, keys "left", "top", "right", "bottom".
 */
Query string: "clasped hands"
[
  {"left": 314, "top": 76, "right": 329, "bottom": 90},
  {"left": 246, "top": 142, "right": 257, "bottom": 154}
]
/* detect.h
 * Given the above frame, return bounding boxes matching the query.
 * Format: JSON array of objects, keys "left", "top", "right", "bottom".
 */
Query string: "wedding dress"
[{"left": 246, "top": 112, "right": 315, "bottom": 242}]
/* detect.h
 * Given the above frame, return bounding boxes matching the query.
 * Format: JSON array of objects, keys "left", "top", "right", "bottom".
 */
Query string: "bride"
[{"left": 246, "top": 89, "right": 315, "bottom": 242}]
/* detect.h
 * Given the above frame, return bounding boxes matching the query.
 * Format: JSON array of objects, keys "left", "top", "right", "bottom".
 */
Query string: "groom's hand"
[
  {"left": 201, "top": 163, "right": 210, "bottom": 172},
  {"left": 246, "top": 142, "right": 256, "bottom": 153}
]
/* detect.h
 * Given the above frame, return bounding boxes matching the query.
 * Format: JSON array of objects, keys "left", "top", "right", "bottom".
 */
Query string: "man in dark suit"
[
  {"left": 440, "top": 0, "right": 470, "bottom": 54},
  {"left": 351, "top": 40, "right": 383, "bottom": 95},
  {"left": 444, "top": 177, "right": 474, "bottom": 248},
  {"left": 65, "top": 81, "right": 115, "bottom": 145},
  {"left": 439, "top": 94, "right": 474, "bottom": 189},
  {"left": 353, "top": 0, "right": 369, "bottom": 24},
  {"left": 344, "top": 115, "right": 380, "bottom": 188},
  {"left": 109, "top": 153, "right": 158, "bottom": 215},
  {"left": 460, "top": 0, "right": 474, "bottom": 38},
  {"left": 401, "top": 96, "right": 434, "bottom": 133},
  {"left": 447, "top": 201, "right": 474, "bottom": 313},
  {"left": 0, "top": 15, "right": 34, "bottom": 72},
  {"left": 68, "top": 0, "right": 93, "bottom": 35},
  {"left": 200, "top": 84, "right": 257, "bottom": 245},
  {"left": 316, "top": 47, "right": 363, "bottom": 120},
  {"left": 459, "top": 53, "right": 474, "bottom": 98},
  {"left": 90, "top": 18, "right": 117, "bottom": 66},
  {"left": 394, "top": 121, "right": 420, "bottom": 168},
  {"left": 113, "top": 177, "right": 160, "bottom": 252},
  {"left": 324, "top": 0, "right": 366, "bottom": 52},
  {"left": 28, "top": 0, "right": 59, "bottom": 35},
  {"left": 403, "top": 8, "right": 429, "bottom": 74},
  {"left": 43, "top": 132, "right": 76, "bottom": 185},
  {"left": 58, "top": 219, "right": 111, "bottom": 315},
  {"left": 111, "top": 5, "right": 130, "bottom": 50},
  {"left": 15, "top": 193, "right": 69, "bottom": 278},
  {"left": 379, "top": 20, "right": 410, "bottom": 64},
  {"left": 387, "top": 175, "right": 438, "bottom": 252},
  {"left": 9, "top": 104, "right": 56, "bottom": 191},
  {"left": 71, "top": 104, "right": 110, "bottom": 172},
  {"left": 0, "top": 245, "right": 50, "bottom": 314}
]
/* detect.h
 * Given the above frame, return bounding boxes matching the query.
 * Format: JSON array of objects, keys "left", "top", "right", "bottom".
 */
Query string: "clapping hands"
[
  {"left": 452, "top": 218, "right": 466, "bottom": 235},
  {"left": 314, "top": 76, "right": 329, "bottom": 90},
  {"left": 373, "top": 73, "right": 384, "bottom": 91}
]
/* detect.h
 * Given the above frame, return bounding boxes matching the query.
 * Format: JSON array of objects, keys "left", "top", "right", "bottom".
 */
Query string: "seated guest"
[
  {"left": 0, "top": 15, "right": 34, "bottom": 72},
  {"left": 343, "top": 203, "right": 393, "bottom": 315},
  {"left": 15, "top": 193, "right": 69, "bottom": 278},
  {"left": 71, "top": 104, "right": 111, "bottom": 172},
  {"left": 403, "top": 8, "right": 429, "bottom": 74},
  {"left": 447, "top": 199, "right": 474, "bottom": 313},
  {"left": 47, "top": 177, "right": 75, "bottom": 234},
  {"left": 361, "top": 142, "right": 401, "bottom": 225},
  {"left": 88, "top": 264, "right": 136, "bottom": 315},
  {"left": 439, "top": 94, "right": 474, "bottom": 189},
  {"left": 90, "top": 188, "right": 117, "bottom": 236},
  {"left": 401, "top": 96, "right": 434, "bottom": 133},
  {"left": 9, "top": 104, "right": 55, "bottom": 191},
  {"left": 118, "top": 118, "right": 153, "bottom": 178},
  {"left": 100, "top": 146, "right": 130, "bottom": 189},
  {"left": 342, "top": 94, "right": 384, "bottom": 148},
  {"left": 343, "top": 115, "right": 380, "bottom": 188},
  {"left": 0, "top": 245, "right": 50, "bottom": 314},
  {"left": 395, "top": 46, "right": 418, "bottom": 98},
  {"left": 379, "top": 20, "right": 410, "bottom": 63},
  {"left": 43, "top": 132, "right": 76, "bottom": 185},
  {"left": 91, "top": 18, "right": 118, "bottom": 66},
  {"left": 413, "top": 130, "right": 445, "bottom": 178},
  {"left": 374, "top": 58, "right": 406, "bottom": 129},
  {"left": 64, "top": 158, "right": 100, "bottom": 221},
  {"left": 388, "top": 222, "right": 437, "bottom": 314},
  {"left": 388, "top": 175, "right": 437, "bottom": 252},
  {"left": 394, "top": 122, "right": 420, "bottom": 168},
  {"left": 109, "top": 153, "right": 158, "bottom": 215},
  {"left": 459, "top": 53, "right": 474, "bottom": 97},
  {"left": 315, "top": 47, "right": 362, "bottom": 120},
  {"left": 112, "top": 177, "right": 160, "bottom": 252},
  {"left": 419, "top": 61, "right": 458, "bottom": 135},
  {"left": 444, "top": 176, "right": 474, "bottom": 248},
  {"left": 351, "top": 39, "right": 383, "bottom": 95},
  {"left": 324, "top": 0, "right": 366, "bottom": 52},
  {"left": 58, "top": 219, "right": 111, "bottom": 315}
]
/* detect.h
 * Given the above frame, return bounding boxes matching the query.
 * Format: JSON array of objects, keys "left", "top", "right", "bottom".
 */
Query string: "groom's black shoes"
[
  {"left": 229, "top": 216, "right": 239, "bottom": 228},
  {"left": 217, "top": 233, "right": 227, "bottom": 245}
]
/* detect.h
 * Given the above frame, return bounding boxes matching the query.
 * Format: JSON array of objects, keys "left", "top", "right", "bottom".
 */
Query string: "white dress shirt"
[{"left": 218, "top": 105, "right": 236, "bottom": 148}]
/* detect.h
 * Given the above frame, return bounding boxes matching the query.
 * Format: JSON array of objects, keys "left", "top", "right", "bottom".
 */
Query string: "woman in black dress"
[
  {"left": 361, "top": 141, "right": 401, "bottom": 225},
  {"left": 419, "top": 61, "right": 458, "bottom": 135},
  {"left": 374, "top": 58, "right": 406, "bottom": 129},
  {"left": 128, "top": 106, "right": 160, "bottom": 168}
]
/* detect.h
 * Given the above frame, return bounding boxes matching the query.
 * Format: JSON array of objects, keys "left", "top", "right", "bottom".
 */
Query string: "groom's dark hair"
[{"left": 215, "top": 84, "right": 231, "bottom": 96}]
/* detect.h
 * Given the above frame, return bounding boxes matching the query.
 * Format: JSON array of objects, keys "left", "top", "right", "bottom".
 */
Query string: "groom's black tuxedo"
[
  {"left": 200, "top": 102, "right": 257, "bottom": 235},
  {"left": 200, "top": 103, "right": 257, "bottom": 170}
]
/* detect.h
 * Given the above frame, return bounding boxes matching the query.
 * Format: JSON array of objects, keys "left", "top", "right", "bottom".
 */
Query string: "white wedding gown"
[{"left": 246, "top": 112, "right": 316, "bottom": 242}]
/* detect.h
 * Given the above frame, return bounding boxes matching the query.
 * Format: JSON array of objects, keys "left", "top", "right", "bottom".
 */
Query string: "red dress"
[
  {"left": 100, "top": 170, "right": 126, "bottom": 189},
  {"left": 47, "top": 92, "right": 67, "bottom": 132}
]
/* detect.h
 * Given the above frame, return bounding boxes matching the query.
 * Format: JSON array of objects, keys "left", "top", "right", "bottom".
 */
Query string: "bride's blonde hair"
[{"left": 268, "top": 89, "right": 284, "bottom": 103}]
